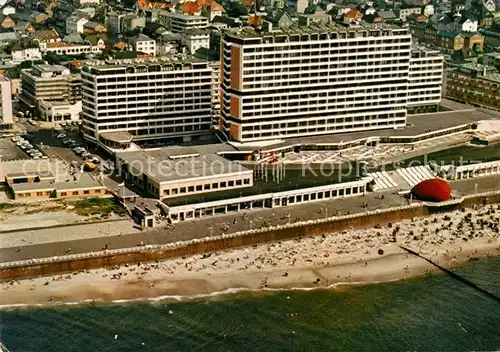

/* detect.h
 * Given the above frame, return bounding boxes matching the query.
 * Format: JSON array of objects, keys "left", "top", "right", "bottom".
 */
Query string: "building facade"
[
  {"left": 81, "top": 58, "right": 213, "bottom": 145},
  {"left": 407, "top": 47, "right": 443, "bottom": 112},
  {"left": 156, "top": 11, "right": 208, "bottom": 33},
  {"left": 220, "top": 24, "right": 413, "bottom": 143},
  {"left": 0, "top": 76, "right": 13, "bottom": 129},
  {"left": 20, "top": 64, "right": 82, "bottom": 123}
]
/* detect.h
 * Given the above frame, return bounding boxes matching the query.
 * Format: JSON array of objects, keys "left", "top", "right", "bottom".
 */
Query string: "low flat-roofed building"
[
  {"left": 10, "top": 173, "right": 108, "bottom": 200},
  {"left": 116, "top": 147, "right": 253, "bottom": 199}
]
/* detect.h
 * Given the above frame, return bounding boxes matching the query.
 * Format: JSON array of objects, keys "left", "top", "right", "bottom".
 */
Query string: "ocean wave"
[{"left": 0, "top": 279, "right": 404, "bottom": 310}]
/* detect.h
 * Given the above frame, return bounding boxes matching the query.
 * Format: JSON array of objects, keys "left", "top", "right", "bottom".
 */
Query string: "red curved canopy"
[{"left": 411, "top": 178, "right": 451, "bottom": 202}]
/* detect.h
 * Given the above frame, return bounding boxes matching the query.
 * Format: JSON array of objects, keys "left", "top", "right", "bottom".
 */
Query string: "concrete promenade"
[{"left": 0, "top": 174, "right": 499, "bottom": 264}]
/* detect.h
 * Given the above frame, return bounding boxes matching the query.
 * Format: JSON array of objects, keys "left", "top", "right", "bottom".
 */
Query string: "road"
[{"left": 1, "top": 174, "right": 498, "bottom": 263}]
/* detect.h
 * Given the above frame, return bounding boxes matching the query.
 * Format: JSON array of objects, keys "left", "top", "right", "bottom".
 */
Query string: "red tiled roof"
[{"left": 180, "top": 1, "right": 200, "bottom": 14}]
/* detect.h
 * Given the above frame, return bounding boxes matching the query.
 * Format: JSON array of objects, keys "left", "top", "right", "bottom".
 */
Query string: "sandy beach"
[{"left": 1, "top": 204, "right": 499, "bottom": 307}]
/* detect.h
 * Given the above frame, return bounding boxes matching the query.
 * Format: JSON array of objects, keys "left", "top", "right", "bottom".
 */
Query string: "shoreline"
[{"left": 1, "top": 205, "right": 499, "bottom": 309}]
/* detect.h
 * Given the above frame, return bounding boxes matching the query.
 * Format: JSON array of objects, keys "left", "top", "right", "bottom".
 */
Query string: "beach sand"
[{"left": 1, "top": 205, "right": 499, "bottom": 307}]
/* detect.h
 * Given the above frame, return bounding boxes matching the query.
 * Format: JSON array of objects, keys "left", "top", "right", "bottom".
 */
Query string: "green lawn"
[{"left": 69, "top": 198, "right": 127, "bottom": 216}]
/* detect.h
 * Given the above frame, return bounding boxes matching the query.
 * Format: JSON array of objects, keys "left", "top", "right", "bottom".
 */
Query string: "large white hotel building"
[
  {"left": 81, "top": 58, "right": 213, "bottom": 146},
  {"left": 220, "top": 23, "right": 442, "bottom": 143}
]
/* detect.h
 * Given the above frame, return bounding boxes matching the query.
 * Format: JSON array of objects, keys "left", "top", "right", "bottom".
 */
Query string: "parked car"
[
  {"left": 57, "top": 133, "right": 67, "bottom": 139},
  {"left": 62, "top": 139, "right": 72, "bottom": 145}
]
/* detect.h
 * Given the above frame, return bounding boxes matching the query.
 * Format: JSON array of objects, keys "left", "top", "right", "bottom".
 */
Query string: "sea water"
[{"left": 1, "top": 256, "right": 500, "bottom": 351}]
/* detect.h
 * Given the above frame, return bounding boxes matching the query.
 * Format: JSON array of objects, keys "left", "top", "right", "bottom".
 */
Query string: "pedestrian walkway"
[
  {"left": 369, "top": 171, "right": 398, "bottom": 191},
  {"left": 396, "top": 166, "right": 436, "bottom": 187}
]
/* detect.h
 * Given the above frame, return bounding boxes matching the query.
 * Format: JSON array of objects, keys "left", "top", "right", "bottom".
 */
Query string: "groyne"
[{"left": 1, "top": 190, "right": 499, "bottom": 281}]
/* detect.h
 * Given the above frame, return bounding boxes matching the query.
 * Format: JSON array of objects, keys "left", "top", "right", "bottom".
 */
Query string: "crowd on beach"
[{"left": 1, "top": 204, "right": 499, "bottom": 303}]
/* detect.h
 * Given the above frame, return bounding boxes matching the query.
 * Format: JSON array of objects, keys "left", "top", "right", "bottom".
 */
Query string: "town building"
[
  {"left": 443, "top": 63, "right": 500, "bottom": 110},
  {"left": 10, "top": 39, "right": 42, "bottom": 63},
  {"left": 181, "top": 28, "right": 210, "bottom": 54},
  {"left": 220, "top": 23, "right": 414, "bottom": 143},
  {"left": 66, "top": 15, "right": 89, "bottom": 34},
  {"left": 116, "top": 147, "right": 253, "bottom": 200},
  {"left": 0, "top": 76, "right": 13, "bottom": 130},
  {"left": 20, "top": 64, "right": 82, "bottom": 123},
  {"left": 156, "top": 11, "right": 208, "bottom": 33},
  {"left": 80, "top": 57, "right": 213, "bottom": 146},
  {"left": 130, "top": 34, "right": 156, "bottom": 56}
]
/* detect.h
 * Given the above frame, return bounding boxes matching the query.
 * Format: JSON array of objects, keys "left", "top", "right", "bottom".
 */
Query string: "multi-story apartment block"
[
  {"left": 20, "top": 65, "right": 80, "bottom": 107},
  {"left": 407, "top": 46, "right": 443, "bottom": 112},
  {"left": 156, "top": 11, "right": 208, "bottom": 33},
  {"left": 0, "top": 76, "right": 13, "bottom": 130},
  {"left": 20, "top": 64, "right": 82, "bottom": 123},
  {"left": 220, "top": 23, "right": 413, "bottom": 143},
  {"left": 80, "top": 58, "right": 213, "bottom": 146}
]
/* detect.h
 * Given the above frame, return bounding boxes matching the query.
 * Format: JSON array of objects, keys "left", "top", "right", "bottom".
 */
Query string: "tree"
[{"left": 228, "top": 1, "right": 248, "bottom": 17}]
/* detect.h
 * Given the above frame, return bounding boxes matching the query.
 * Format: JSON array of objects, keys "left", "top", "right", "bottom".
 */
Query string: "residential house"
[
  {"left": 2, "top": 5, "right": 15, "bottom": 16},
  {"left": 201, "top": 1, "right": 224, "bottom": 21},
  {"left": 463, "top": 31, "right": 484, "bottom": 52},
  {"left": 482, "top": 0, "right": 495, "bottom": 12},
  {"left": 156, "top": 33, "right": 182, "bottom": 56},
  {"left": 13, "top": 21, "right": 34, "bottom": 34},
  {"left": 398, "top": 7, "right": 421, "bottom": 21},
  {"left": 423, "top": 4, "right": 435, "bottom": 16},
  {"left": 10, "top": 39, "right": 42, "bottom": 62},
  {"left": 28, "top": 11, "right": 48, "bottom": 24},
  {"left": 406, "top": 13, "right": 428, "bottom": 24},
  {"left": 84, "top": 34, "right": 107, "bottom": 51},
  {"left": 83, "top": 21, "right": 107, "bottom": 34},
  {"left": 129, "top": 33, "right": 156, "bottom": 56},
  {"left": 121, "top": 13, "right": 146, "bottom": 32},
  {"left": 376, "top": 10, "right": 398, "bottom": 22},
  {"left": 181, "top": 28, "right": 209, "bottom": 54},
  {"left": 211, "top": 15, "right": 239, "bottom": 29},
  {"left": 75, "top": 7, "right": 96, "bottom": 20},
  {"left": 263, "top": 11, "right": 294, "bottom": 31},
  {"left": 298, "top": 12, "right": 331, "bottom": 26},
  {"left": 437, "top": 31, "right": 465, "bottom": 52},
  {"left": 296, "top": 0, "right": 308, "bottom": 13},
  {"left": 342, "top": 8, "right": 362, "bottom": 23},
  {"left": 31, "top": 28, "right": 61, "bottom": 45},
  {"left": 0, "top": 14, "right": 14, "bottom": 28},
  {"left": 479, "top": 28, "right": 500, "bottom": 46},
  {"left": 66, "top": 15, "right": 88, "bottom": 34}
]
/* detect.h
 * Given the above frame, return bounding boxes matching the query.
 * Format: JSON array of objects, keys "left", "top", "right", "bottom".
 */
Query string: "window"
[
  {"left": 36, "top": 192, "right": 43, "bottom": 196},
  {"left": 95, "top": 189, "right": 101, "bottom": 194},
  {"left": 244, "top": 178, "right": 250, "bottom": 185},
  {"left": 236, "top": 180, "right": 242, "bottom": 186},
  {"left": 18, "top": 193, "right": 24, "bottom": 198},
  {"left": 61, "top": 192, "right": 67, "bottom": 196},
  {"left": 220, "top": 181, "right": 226, "bottom": 188},
  {"left": 212, "top": 183, "right": 218, "bottom": 189},
  {"left": 196, "top": 185, "right": 202, "bottom": 191},
  {"left": 84, "top": 190, "right": 90, "bottom": 194},
  {"left": 228, "top": 180, "right": 234, "bottom": 187},
  {"left": 204, "top": 184, "right": 210, "bottom": 190},
  {"left": 188, "top": 186, "right": 194, "bottom": 192},
  {"left": 180, "top": 187, "right": 186, "bottom": 193},
  {"left": 73, "top": 191, "right": 79, "bottom": 196}
]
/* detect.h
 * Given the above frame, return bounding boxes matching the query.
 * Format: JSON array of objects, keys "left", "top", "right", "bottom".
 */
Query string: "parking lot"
[{"left": 0, "top": 138, "right": 28, "bottom": 161}]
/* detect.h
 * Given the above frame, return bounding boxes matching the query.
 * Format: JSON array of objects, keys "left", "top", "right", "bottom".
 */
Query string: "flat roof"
[
  {"left": 117, "top": 148, "right": 251, "bottom": 183},
  {"left": 5, "top": 171, "right": 54, "bottom": 179},
  {"left": 11, "top": 174, "right": 104, "bottom": 193},
  {"left": 232, "top": 107, "right": 498, "bottom": 151}
]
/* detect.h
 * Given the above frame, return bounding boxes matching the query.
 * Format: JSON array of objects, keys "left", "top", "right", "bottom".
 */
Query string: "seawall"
[{"left": 1, "top": 191, "right": 499, "bottom": 281}]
